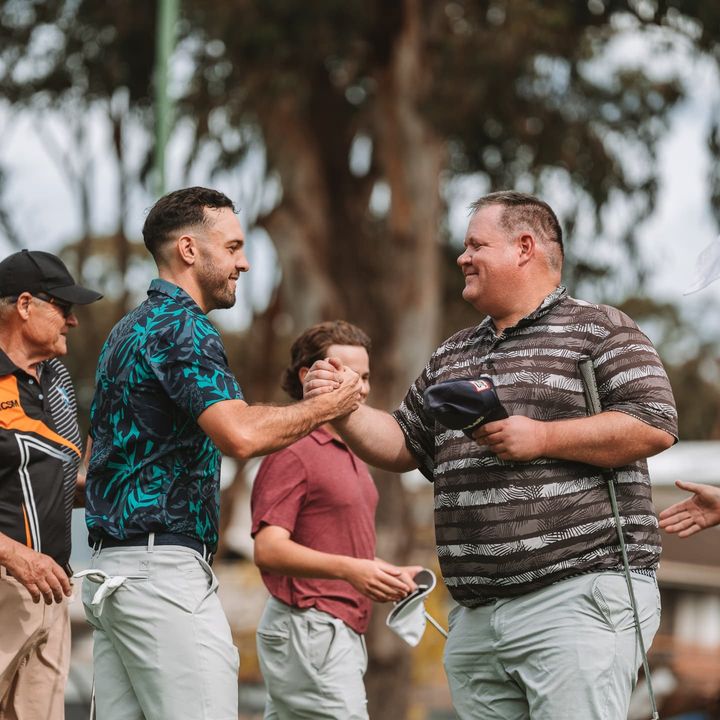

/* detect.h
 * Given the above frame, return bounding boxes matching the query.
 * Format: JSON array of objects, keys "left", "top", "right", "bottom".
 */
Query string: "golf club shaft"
[
  {"left": 424, "top": 611, "right": 448, "bottom": 638},
  {"left": 578, "top": 358, "right": 659, "bottom": 720}
]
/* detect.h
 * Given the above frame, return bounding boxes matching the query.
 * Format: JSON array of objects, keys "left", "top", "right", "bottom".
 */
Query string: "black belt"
[{"left": 90, "top": 532, "right": 214, "bottom": 565}]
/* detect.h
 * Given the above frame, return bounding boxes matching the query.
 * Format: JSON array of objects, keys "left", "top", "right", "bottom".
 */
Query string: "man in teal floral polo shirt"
[{"left": 83, "top": 187, "right": 362, "bottom": 720}]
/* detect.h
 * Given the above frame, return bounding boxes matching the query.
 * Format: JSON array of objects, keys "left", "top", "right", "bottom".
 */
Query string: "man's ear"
[
  {"left": 517, "top": 232, "right": 535, "bottom": 267},
  {"left": 176, "top": 234, "right": 198, "bottom": 266},
  {"left": 16, "top": 292, "right": 33, "bottom": 320}
]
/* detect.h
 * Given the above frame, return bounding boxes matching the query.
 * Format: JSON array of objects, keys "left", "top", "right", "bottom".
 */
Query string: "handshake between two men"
[
  {"left": 304, "top": 356, "right": 596, "bottom": 464},
  {"left": 304, "top": 355, "right": 673, "bottom": 472}
]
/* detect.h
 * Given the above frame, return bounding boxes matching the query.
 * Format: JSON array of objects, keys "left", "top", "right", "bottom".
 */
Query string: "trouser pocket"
[{"left": 306, "top": 613, "right": 339, "bottom": 672}]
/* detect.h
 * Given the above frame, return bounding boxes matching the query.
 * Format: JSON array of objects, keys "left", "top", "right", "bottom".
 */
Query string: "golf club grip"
[
  {"left": 578, "top": 358, "right": 614, "bottom": 484},
  {"left": 578, "top": 357, "right": 602, "bottom": 417}
]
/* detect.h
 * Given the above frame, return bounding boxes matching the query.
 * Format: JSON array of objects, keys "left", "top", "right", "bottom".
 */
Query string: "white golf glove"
[
  {"left": 386, "top": 568, "right": 438, "bottom": 647},
  {"left": 685, "top": 234, "right": 720, "bottom": 295},
  {"left": 73, "top": 568, "right": 128, "bottom": 618}
]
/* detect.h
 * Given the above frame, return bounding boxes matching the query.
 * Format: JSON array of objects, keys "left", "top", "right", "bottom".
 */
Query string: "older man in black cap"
[{"left": 0, "top": 249, "right": 102, "bottom": 720}]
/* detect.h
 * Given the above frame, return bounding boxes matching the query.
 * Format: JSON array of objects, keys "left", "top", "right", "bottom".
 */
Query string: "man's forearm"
[
  {"left": 302, "top": 360, "right": 417, "bottom": 472},
  {"left": 231, "top": 398, "right": 339, "bottom": 456},
  {"left": 200, "top": 389, "right": 359, "bottom": 459},
  {"left": 0, "top": 532, "right": 72, "bottom": 602},
  {"left": 476, "top": 411, "right": 675, "bottom": 466},
  {"left": 543, "top": 411, "right": 675, "bottom": 467},
  {"left": 255, "top": 535, "right": 353, "bottom": 580},
  {"left": 332, "top": 405, "right": 418, "bottom": 473}
]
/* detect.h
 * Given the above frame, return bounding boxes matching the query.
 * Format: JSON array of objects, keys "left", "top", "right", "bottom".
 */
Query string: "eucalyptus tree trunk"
[
  {"left": 360, "top": 2, "right": 444, "bottom": 715},
  {"left": 254, "top": 1, "right": 445, "bottom": 716}
]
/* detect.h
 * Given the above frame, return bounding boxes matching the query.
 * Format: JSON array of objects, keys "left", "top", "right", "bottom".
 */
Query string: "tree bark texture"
[{"left": 254, "top": 1, "right": 445, "bottom": 716}]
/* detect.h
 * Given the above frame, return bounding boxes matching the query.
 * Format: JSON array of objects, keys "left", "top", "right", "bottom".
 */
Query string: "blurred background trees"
[{"left": 2, "top": 1, "right": 720, "bottom": 716}]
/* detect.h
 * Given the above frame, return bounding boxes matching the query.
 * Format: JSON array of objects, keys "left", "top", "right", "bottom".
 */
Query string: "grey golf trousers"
[
  {"left": 82, "top": 543, "right": 239, "bottom": 720},
  {"left": 443, "top": 571, "right": 661, "bottom": 720},
  {"left": 257, "top": 597, "right": 369, "bottom": 719}
]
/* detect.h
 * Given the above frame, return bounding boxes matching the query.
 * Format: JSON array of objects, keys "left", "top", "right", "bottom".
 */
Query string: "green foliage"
[
  {"left": 2, "top": 0, "right": 719, "bottom": 418},
  {"left": 2, "top": 1, "right": 718, "bottom": 288},
  {"left": 2, "top": 5, "right": 719, "bottom": 716},
  {"left": 0, "top": 0, "right": 155, "bottom": 106}
]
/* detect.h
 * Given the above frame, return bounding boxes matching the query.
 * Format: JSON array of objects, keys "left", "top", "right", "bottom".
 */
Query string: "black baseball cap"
[
  {"left": 423, "top": 376, "right": 508, "bottom": 434},
  {"left": 0, "top": 249, "right": 103, "bottom": 305}
]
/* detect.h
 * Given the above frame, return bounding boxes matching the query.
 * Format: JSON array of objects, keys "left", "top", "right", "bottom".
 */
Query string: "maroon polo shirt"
[{"left": 251, "top": 427, "right": 379, "bottom": 634}]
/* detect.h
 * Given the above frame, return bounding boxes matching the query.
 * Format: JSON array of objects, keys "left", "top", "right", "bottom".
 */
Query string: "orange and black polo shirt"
[{"left": 0, "top": 350, "right": 81, "bottom": 567}]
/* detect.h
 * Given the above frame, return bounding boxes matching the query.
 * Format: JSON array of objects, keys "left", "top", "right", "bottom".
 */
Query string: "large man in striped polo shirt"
[{"left": 304, "top": 191, "right": 678, "bottom": 720}]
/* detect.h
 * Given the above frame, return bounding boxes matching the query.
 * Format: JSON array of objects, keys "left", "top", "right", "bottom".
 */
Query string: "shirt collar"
[
  {"left": 517, "top": 285, "right": 567, "bottom": 325},
  {"left": 0, "top": 348, "right": 17, "bottom": 375},
  {"left": 148, "top": 278, "right": 206, "bottom": 315},
  {"left": 0, "top": 348, "right": 50, "bottom": 379},
  {"left": 310, "top": 426, "right": 346, "bottom": 447},
  {"left": 478, "top": 285, "right": 567, "bottom": 335}
]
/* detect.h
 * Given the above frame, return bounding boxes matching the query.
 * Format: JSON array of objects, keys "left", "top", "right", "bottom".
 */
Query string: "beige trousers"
[{"left": 0, "top": 568, "right": 70, "bottom": 720}]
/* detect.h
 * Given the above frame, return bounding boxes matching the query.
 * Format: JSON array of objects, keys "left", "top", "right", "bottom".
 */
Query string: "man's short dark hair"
[
  {"left": 142, "top": 186, "right": 236, "bottom": 259},
  {"left": 282, "top": 320, "right": 371, "bottom": 401},
  {"left": 469, "top": 191, "right": 564, "bottom": 262}
]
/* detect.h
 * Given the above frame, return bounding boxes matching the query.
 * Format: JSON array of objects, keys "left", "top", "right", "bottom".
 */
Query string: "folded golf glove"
[{"left": 386, "top": 568, "right": 437, "bottom": 647}]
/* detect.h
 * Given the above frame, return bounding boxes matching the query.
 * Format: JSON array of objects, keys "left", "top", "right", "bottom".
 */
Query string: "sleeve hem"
[{"left": 250, "top": 518, "right": 296, "bottom": 539}]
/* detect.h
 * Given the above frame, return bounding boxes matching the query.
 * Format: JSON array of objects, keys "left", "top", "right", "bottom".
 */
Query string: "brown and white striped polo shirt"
[{"left": 393, "top": 287, "right": 678, "bottom": 608}]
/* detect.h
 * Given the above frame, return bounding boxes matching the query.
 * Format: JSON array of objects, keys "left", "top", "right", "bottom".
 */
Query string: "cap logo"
[{"left": 469, "top": 379, "right": 492, "bottom": 393}]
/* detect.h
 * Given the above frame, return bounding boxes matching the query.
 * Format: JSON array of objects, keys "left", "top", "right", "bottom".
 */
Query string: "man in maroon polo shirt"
[{"left": 251, "top": 321, "right": 420, "bottom": 720}]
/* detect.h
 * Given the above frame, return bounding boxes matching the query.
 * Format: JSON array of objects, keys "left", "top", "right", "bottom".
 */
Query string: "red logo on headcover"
[{"left": 469, "top": 379, "right": 492, "bottom": 393}]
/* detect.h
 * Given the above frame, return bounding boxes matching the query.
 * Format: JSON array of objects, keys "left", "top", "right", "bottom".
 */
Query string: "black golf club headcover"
[{"left": 423, "top": 376, "right": 508, "bottom": 435}]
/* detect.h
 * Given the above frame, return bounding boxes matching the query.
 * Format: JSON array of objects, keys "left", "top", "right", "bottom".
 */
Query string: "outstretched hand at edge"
[{"left": 658, "top": 480, "right": 720, "bottom": 537}]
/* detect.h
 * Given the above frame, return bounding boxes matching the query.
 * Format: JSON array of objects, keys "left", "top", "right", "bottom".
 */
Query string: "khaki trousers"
[{"left": 0, "top": 568, "right": 70, "bottom": 720}]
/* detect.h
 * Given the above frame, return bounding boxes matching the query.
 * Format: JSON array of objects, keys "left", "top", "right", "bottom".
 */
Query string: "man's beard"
[{"left": 197, "top": 256, "right": 237, "bottom": 310}]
